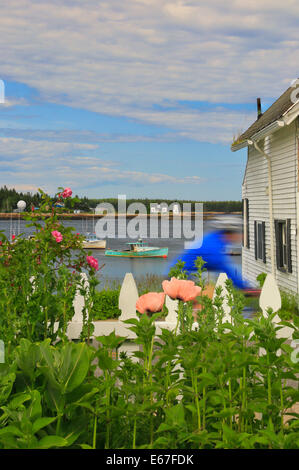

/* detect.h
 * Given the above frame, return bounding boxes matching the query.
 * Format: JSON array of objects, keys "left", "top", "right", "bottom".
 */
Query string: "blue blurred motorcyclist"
[{"left": 168, "top": 216, "right": 253, "bottom": 290}]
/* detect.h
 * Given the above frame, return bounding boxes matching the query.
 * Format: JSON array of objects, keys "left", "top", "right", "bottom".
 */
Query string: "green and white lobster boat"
[{"left": 105, "top": 239, "right": 168, "bottom": 258}]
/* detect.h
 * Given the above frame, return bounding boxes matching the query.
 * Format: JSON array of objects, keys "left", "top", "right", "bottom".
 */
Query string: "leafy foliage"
[
  {"left": 0, "top": 262, "right": 298, "bottom": 449},
  {"left": 92, "top": 289, "right": 122, "bottom": 320},
  {"left": 0, "top": 198, "right": 298, "bottom": 449}
]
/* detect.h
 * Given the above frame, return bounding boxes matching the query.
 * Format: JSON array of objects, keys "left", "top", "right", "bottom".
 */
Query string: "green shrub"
[
  {"left": 91, "top": 289, "right": 121, "bottom": 320},
  {"left": 0, "top": 280, "right": 298, "bottom": 449},
  {"left": 279, "top": 290, "right": 299, "bottom": 320},
  {"left": 256, "top": 272, "right": 267, "bottom": 288}
]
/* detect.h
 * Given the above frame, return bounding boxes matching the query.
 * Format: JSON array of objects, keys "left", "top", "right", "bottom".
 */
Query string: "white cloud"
[
  {"left": 0, "top": 1, "right": 298, "bottom": 143},
  {"left": 0, "top": 136, "right": 203, "bottom": 193},
  {"left": 5, "top": 183, "right": 39, "bottom": 193},
  {"left": 1, "top": 98, "right": 28, "bottom": 108},
  {"left": 0, "top": 137, "right": 97, "bottom": 158}
]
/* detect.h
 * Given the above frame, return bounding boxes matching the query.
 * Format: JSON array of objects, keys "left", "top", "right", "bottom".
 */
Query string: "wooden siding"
[{"left": 242, "top": 122, "right": 298, "bottom": 293}]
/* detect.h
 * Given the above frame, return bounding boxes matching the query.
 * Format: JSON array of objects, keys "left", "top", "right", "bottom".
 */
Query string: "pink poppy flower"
[
  {"left": 162, "top": 277, "right": 201, "bottom": 302},
  {"left": 136, "top": 292, "right": 165, "bottom": 314},
  {"left": 51, "top": 230, "right": 63, "bottom": 243},
  {"left": 12, "top": 235, "right": 16, "bottom": 241},
  {"left": 62, "top": 187, "right": 72, "bottom": 198},
  {"left": 86, "top": 255, "right": 99, "bottom": 271}
]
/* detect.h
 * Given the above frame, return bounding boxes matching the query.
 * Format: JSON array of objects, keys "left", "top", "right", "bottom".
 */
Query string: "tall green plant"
[{"left": 0, "top": 187, "right": 101, "bottom": 350}]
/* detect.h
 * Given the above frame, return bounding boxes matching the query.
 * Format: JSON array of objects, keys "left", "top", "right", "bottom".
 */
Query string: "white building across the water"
[{"left": 150, "top": 203, "right": 181, "bottom": 214}]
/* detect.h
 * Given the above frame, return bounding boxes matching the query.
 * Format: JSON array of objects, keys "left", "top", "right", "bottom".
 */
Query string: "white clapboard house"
[{"left": 231, "top": 82, "right": 299, "bottom": 293}]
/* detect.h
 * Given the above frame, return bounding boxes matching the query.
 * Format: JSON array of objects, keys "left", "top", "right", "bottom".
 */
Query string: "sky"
[{"left": 0, "top": 0, "right": 298, "bottom": 201}]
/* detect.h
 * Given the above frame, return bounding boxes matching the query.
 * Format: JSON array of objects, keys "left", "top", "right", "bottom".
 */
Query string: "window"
[
  {"left": 275, "top": 219, "right": 292, "bottom": 273},
  {"left": 254, "top": 220, "right": 266, "bottom": 263},
  {"left": 242, "top": 198, "right": 249, "bottom": 248}
]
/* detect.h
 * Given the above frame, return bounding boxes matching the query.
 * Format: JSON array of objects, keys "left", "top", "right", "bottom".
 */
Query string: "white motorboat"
[{"left": 82, "top": 232, "right": 106, "bottom": 249}]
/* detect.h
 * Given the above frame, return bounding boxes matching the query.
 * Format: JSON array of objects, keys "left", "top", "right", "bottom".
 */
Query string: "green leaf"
[
  {"left": 97, "top": 349, "right": 117, "bottom": 371},
  {"left": 152, "top": 436, "right": 171, "bottom": 447},
  {"left": 32, "top": 417, "right": 56, "bottom": 434},
  {"left": 95, "top": 331, "right": 127, "bottom": 349},
  {"left": 66, "top": 385, "right": 98, "bottom": 406},
  {"left": 198, "top": 372, "right": 217, "bottom": 386},
  {"left": 15, "top": 339, "right": 40, "bottom": 382},
  {"left": 0, "top": 425, "right": 23, "bottom": 437},
  {"left": 213, "top": 408, "right": 238, "bottom": 419},
  {"left": 0, "top": 370, "right": 15, "bottom": 406},
  {"left": 37, "top": 435, "right": 68, "bottom": 449},
  {"left": 165, "top": 403, "right": 186, "bottom": 427},
  {"left": 8, "top": 393, "right": 31, "bottom": 410},
  {"left": 27, "top": 390, "right": 42, "bottom": 421},
  {"left": 122, "top": 318, "right": 139, "bottom": 326},
  {"left": 0, "top": 435, "right": 20, "bottom": 449},
  {"left": 185, "top": 404, "right": 197, "bottom": 415},
  {"left": 44, "top": 386, "right": 65, "bottom": 414},
  {"left": 157, "top": 423, "right": 173, "bottom": 433},
  {"left": 132, "top": 351, "right": 145, "bottom": 360},
  {"left": 61, "top": 342, "right": 91, "bottom": 394}
]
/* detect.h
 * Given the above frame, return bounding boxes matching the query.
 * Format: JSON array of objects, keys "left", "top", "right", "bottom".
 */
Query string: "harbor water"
[{"left": 0, "top": 216, "right": 242, "bottom": 288}]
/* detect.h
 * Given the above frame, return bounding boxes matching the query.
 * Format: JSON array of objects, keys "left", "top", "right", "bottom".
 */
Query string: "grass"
[{"left": 97, "top": 273, "right": 165, "bottom": 295}]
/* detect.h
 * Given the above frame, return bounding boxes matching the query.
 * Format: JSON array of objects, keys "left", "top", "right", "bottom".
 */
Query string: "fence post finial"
[
  {"left": 259, "top": 273, "right": 293, "bottom": 340},
  {"left": 259, "top": 273, "right": 281, "bottom": 316},
  {"left": 119, "top": 273, "right": 139, "bottom": 320}
]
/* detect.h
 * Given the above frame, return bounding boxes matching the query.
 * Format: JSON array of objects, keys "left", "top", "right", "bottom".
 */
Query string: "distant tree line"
[
  {"left": 0, "top": 186, "right": 242, "bottom": 213},
  {"left": 85, "top": 198, "right": 242, "bottom": 213},
  {"left": 0, "top": 186, "right": 43, "bottom": 212}
]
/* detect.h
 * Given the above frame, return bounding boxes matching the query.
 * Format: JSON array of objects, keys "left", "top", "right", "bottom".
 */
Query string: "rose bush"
[{"left": 0, "top": 187, "right": 101, "bottom": 349}]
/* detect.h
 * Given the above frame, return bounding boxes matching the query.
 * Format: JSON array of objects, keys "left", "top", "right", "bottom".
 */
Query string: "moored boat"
[
  {"left": 105, "top": 239, "right": 168, "bottom": 258},
  {"left": 83, "top": 232, "right": 106, "bottom": 249}
]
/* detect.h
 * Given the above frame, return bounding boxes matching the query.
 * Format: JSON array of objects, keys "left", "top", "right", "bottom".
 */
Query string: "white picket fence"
[
  {"left": 66, "top": 271, "right": 295, "bottom": 351},
  {"left": 66, "top": 271, "right": 298, "bottom": 417}
]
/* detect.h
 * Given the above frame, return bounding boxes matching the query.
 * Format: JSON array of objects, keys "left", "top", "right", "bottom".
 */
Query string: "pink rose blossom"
[
  {"left": 62, "top": 187, "right": 72, "bottom": 198},
  {"left": 86, "top": 255, "right": 99, "bottom": 271},
  {"left": 136, "top": 292, "right": 165, "bottom": 314},
  {"left": 51, "top": 230, "right": 63, "bottom": 243}
]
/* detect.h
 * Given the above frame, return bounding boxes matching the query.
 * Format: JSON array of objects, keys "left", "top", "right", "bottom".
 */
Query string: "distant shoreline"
[{"left": 0, "top": 211, "right": 241, "bottom": 220}]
